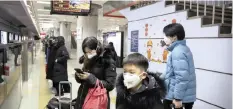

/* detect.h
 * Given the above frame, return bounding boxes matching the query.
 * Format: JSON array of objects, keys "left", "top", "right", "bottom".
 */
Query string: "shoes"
[{"left": 51, "top": 88, "right": 57, "bottom": 94}]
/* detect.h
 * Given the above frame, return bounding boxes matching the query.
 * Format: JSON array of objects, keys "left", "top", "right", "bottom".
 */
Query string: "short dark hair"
[
  {"left": 109, "top": 42, "right": 113, "bottom": 46},
  {"left": 123, "top": 53, "right": 149, "bottom": 71},
  {"left": 163, "top": 23, "right": 185, "bottom": 40}
]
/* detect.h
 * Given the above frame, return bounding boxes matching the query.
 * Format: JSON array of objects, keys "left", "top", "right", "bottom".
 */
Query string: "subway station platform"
[{"left": 16, "top": 48, "right": 211, "bottom": 109}]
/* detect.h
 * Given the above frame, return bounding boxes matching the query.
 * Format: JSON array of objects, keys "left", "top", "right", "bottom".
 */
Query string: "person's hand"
[
  {"left": 76, "top": 72, "right": 90, "bottom": 80},
  {"left": 173, "top": 99, "right": 182, "bottom": 108}
]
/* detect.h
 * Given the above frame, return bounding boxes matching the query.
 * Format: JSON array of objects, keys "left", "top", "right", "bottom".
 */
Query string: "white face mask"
[
  {"left": 87, "top": 52, "right": 97, "bottom": 59},
  {"left": 163, "top": 36, "right": 172, "bottom": 45},
  {"left": 123, "top": 73, "right": 142, "bottom": 89}
]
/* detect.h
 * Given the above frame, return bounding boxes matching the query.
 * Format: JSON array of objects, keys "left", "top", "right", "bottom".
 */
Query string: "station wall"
[{"left": 121, "top": 1, "right": 232, "bottom": 109}]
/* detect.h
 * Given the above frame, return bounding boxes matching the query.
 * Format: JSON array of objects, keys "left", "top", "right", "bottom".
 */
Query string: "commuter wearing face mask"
[
  {"left": 116, "top": 53, "right": 166, "bottom": 109},
  {"left": 46, "top": 36, "right": 56, "bottom": 80},
  {"left": 74, "top": 36, "right": 117, "bottom": 109},
  {"left": 161, "top": 23, "right": 196, "bottom": 109},
  {"left": 52, "top": 36, "right": 70, "bottom": 96}
]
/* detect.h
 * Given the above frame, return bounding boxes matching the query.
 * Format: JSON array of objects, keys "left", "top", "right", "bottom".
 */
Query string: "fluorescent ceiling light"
[
  {"left": 37, "top": 9, "right": 50, "bottom": 11},
  {"left": 37, "top": 1, "right": 50, "bottom": 4},
  {"left": 38, "top": 18, "right": 56, "bottom": 20},
  {"left": 38, "top": 14, "right": 51, "bottom": 16}
]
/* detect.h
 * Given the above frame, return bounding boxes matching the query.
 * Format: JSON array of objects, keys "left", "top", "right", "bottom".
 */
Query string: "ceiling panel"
[{"left": 33, "top": 0, "right": 129, "bottom": 33}]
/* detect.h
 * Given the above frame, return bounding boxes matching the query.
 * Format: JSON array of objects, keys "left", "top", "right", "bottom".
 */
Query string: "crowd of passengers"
[{"left": 43, "top": 23, "right": 196, "bottom": 109}]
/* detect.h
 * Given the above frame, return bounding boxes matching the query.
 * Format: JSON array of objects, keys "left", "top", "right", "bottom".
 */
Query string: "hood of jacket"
[{"left": 56, "top": 36, "right": 65, "bottom": 48}]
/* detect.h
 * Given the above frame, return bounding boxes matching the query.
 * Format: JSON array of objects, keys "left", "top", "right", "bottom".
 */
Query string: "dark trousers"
[
  {"left": 163, "top": 99, "right": 194, "bottom": 109},
  {"left": 14, "top": 54, "right": 18, "bottom": 65}
]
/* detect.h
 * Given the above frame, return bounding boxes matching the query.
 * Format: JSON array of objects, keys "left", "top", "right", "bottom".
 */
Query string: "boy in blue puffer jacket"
[{"left": 161, "top": 23, "right": 196, "bottom": 109}]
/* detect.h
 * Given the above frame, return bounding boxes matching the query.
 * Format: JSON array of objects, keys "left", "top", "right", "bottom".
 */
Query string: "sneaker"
[{"left": 51, "top": 87, "right": 57, "bottom": 94}]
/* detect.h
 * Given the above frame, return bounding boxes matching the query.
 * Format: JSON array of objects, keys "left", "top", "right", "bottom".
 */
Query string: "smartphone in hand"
[{"left": 74, "top": 68, "right": 84, "bottom": 74}]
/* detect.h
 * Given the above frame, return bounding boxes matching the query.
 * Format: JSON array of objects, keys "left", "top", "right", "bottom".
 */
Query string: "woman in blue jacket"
[{"left": 161, "top": 23, "right": 196, "bottom": 109}]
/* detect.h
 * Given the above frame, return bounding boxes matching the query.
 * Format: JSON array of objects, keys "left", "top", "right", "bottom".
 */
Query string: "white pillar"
[
  {"left": 53, "top": 28, "right": 59, "bottom": 37},
  {"left": 119, "top": 25, "right": 128, "bottom": 57},
  {"left": 53, "top": 22, "right": 60, "bottom": 36},
  {"left": 76, "top": 16, "right": 98, "bottom": 67},
  {"left": 60, "top": 21, "right": 71, "bottom": 53}
]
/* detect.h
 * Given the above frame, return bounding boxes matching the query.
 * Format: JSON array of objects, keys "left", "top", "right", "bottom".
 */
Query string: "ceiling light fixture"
[
  {"left": 38, "top": 14, "right": 52, "bottom": 16},
  {"left": 38, "top": 18, "right": 56, "bottom": 20},
  {"left": 37, "top": 1, "right": 50, "bottom": 4}
]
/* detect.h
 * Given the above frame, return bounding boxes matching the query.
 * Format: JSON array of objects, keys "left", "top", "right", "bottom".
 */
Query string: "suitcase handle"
[{"left": 59, "top": 81, "right": 72, "bottom": 109}]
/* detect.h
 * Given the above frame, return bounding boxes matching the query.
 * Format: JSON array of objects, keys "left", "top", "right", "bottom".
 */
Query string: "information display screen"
[
  {"left": 15, "top": 34, "right": 19, "bottom": 41},
  {"left": 1, "top": 31, "right": 7, "bottom": 44},
  {"left": 9, "top": 33, "right": 13, "bottom": 41},
  {"left": 51, "top": 0, "right": 91, "bottom": 16},
  {"left": 19, "top": 36, "right": 21, "bottom": 42}
]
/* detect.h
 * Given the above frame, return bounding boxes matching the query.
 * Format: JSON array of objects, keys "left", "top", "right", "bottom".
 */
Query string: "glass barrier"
[{"left": 0, "top": 45, "right": 22, "bottom": 107}]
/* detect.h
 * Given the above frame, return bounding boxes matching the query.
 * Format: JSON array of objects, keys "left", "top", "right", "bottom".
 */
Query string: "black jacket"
[
  {"left": 105, "top": 44, "right": 119, "bottom": 67},
  {"left": 116, "top": 72, "right": 166, "bottom": 109},
  {"left": 74, "top": 53, "right": 117, "bottom": 109},
  {"left": 52, "top": 39, "right": 69, "bottom": 82},
  {"left": 47, "top": 46, "right": 57, "bottom": 79}
]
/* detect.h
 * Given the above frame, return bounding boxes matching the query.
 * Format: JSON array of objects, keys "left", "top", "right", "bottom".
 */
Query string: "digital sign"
[
  {"left": 15, "top": 34, "right": 19, "bottom": 40},
  {"left": 51, "top": 0, "right": 91, "bottom": 16},
  {"left": 1, "top": 31, "right": 7, "bottom": 44}
]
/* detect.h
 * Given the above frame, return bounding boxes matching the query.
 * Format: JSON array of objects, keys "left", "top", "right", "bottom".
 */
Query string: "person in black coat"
[
  {"left": 46, "top": 37, "right": 57, "bottom": 80},
  {"left": 74, "top": 36, "right": 117, "bottom": 109},
  {"left": 52, "top": 36, "right": 70, "bottom": 96},
  {"left": 108, "top": 42, "right": 118, "bottom": 62},
  {"left": 116, "top": 53, "right": 166, "bottom": 109}
]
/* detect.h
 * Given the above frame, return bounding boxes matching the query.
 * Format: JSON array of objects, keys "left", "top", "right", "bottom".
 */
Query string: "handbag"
[{"left": 82, "top": 80, "right": 108, "bottom": 109}]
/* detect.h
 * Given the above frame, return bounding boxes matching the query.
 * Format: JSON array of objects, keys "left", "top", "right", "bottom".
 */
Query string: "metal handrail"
[
  {"left": 184, "top": 0, "right": 186, "bottom": 10},
  {"left": 212, "top": 3, "right": 215, "bottom": 24},
  {"left": 222, "top": 1, "right": 225, "bottom": 23},
  {"left": 204, "top": 1, "right": 207, "bottom": 16},
  {"left": 197, "top": 0, "right": 199, "bottom": 16},
  {"left": 170, "top": 0, "right": 227, "bottom": 25},
  {"left": 190, "top": 0, "right": 192, "bottom": 9}
]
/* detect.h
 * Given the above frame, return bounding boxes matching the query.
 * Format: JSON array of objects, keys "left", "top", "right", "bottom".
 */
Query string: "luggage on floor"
[{"left": 46, "top": 81, "right": 74, "bottom": 109}]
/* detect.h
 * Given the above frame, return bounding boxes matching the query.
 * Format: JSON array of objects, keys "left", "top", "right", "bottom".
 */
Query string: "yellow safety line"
[
  {"left": 39, "top": 56, "right": 52, "bottom": 109},
  {"left": 111, "top": 95, "right": 116, "bottom": 104}
]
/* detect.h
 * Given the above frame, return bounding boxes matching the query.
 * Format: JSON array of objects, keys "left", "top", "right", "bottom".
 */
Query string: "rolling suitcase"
[
  {"left": 46, "top": 81, "right": 73, "bottom": 109},
  {"left": 58, "top": 81, "right": 73, "bottom": 109}
]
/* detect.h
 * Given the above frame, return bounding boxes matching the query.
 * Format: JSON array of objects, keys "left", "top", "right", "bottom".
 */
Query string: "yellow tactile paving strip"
[{"left": 39, "top": 56, "right": 52, "bottom": 109}]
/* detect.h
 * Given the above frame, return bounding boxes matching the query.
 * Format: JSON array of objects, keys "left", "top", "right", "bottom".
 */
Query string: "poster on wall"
[
  {"left": 131, "top": 30, "right": 139, "bottom": 52},
  {"left": 140, "top": 39, "right": 169, "bottom": 63},
  {"left": 76, "top": 27, "right": 82, "bottom": 40}
]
